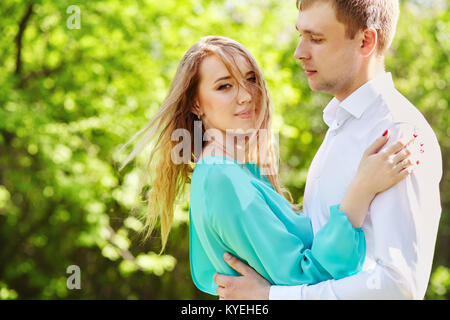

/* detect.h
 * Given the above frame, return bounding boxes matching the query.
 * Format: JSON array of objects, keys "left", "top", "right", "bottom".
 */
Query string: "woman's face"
[{"left": 195, "top": 54, "right": 258, "bottom": 134}]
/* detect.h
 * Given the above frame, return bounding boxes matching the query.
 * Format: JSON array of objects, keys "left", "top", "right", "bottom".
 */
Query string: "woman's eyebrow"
[
  {"left": 214, "top": 75, "right": 232, "bottom": 83},
  {"left": 214, "top": 71, "right": 255, "bottom": 83}
]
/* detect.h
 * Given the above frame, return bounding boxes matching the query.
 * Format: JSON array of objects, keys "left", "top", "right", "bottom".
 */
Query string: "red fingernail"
[
  {"left": 416, "top": 160, "right": 420, "bottom": 165},
  {"left": 413, "top": 134, "right": 418, "bottom": 138},
  {"left": 420, "top": 149, "right": 424, "bottom": 153},
  {"left": 382, "top": 130, "right": 388, "bottom": 136},
  {"left": 420, "top": 143, "right": 424, "bottom": 147}
]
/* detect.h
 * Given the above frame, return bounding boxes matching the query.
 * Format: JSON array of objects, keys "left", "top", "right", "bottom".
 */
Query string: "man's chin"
[
  {"left": 308, "top": 79, "right": 334, "bottom": 94},
  {"left": 307, "top": 79, "right": 321, "bottom": 92}
]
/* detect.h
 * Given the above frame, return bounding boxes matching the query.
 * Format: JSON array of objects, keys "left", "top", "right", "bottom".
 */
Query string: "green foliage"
[{"left": 0, "top": 0, "right": 448, "bottom": 299}]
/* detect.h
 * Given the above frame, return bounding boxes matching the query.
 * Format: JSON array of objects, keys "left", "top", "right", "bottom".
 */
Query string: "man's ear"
[{"left": 360, "top": 27, "right": 378, "bottom": 57}]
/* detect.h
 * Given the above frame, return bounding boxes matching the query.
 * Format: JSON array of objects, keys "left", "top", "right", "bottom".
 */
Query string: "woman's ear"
[
  {"left": 191, "top": 99, "right": 202, "bottom": 117},
  {"left": 191, "top": 105, "right": 200, "bottom": 116}
]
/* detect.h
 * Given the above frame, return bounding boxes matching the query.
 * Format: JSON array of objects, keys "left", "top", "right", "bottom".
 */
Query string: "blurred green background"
[{"left": 0, "top": 0, "right": 448, "bottom": 300}]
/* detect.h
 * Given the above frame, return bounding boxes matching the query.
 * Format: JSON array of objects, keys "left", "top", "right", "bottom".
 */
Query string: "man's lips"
[
  {"left": 302, "top": 65, "right": 317, "bottom": 77},
  {"left": 304, "top": 70, "right": 317, "bottom": 77}
]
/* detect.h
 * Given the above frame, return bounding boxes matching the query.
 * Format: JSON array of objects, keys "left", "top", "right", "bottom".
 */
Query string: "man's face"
[{"left": 294, "top": 1, "right": 362, "bottom": 99}]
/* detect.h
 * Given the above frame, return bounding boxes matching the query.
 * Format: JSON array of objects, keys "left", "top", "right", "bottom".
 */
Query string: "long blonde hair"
[{"left": 119, "top": 36, "right": 299, "bottom": 253}]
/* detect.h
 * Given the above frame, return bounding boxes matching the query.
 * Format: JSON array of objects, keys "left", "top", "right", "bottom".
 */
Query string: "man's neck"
[{"left": 335, "top": 59, "right": 385, "bottom": 102}]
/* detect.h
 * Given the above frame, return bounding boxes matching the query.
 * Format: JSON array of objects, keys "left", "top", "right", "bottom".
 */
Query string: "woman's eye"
[
  {"left": 218, "top": 84, "right": 231, "bottom": 90},
  {"left": 247, "top": 76, "right": 257, "bottom": 83},
  {"left": 312, "top": 38, "right": 323, "bottom": 43}
]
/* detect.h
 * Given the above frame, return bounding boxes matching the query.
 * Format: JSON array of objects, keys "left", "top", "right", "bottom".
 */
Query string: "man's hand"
[{"left": 213, "top": 252, "right": 271, "bottom": 300}]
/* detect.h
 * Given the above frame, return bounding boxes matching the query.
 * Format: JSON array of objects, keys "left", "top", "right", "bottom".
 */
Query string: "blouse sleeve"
[{"left": 204, "top": 166, "right": 366, "bottom": 285}]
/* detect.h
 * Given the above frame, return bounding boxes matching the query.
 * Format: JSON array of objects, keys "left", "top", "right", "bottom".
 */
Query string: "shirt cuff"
[{"left": 269, "top": 285, "right": 303, "bottom": 300}]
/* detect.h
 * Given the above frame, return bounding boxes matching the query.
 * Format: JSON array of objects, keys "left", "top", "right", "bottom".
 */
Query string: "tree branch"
[
  {"left": 18, "top": 62, "right": 65, "bottom": 88},
  {"left": 15, "top": 3, "right": 34, "bottom": 76}
]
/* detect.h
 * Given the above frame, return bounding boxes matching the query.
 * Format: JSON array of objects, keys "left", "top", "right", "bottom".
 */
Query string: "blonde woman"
[{"left": 120, "top": 36, "right": 415, "bottom": 297}]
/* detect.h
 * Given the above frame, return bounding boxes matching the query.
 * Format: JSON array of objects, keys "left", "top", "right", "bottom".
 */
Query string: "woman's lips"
[
  {"left": 305, "top": 70, "right": 317, "bottom": 77},
  {"left": 235, "top": 110, "right": 253, "bottom": 119}
]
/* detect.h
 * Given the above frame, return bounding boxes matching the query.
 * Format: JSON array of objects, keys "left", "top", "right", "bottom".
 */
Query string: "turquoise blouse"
[{"left": 189, "top": 155, "right": 365, "bottom": 296}]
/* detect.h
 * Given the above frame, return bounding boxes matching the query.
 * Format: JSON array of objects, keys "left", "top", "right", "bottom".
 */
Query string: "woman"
[{"left": 119, "top": 36, "right": 415, "bottom": 296}]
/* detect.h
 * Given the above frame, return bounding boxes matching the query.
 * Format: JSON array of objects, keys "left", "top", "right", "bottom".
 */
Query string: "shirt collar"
[
  {"left": 323, "top": 97, "right": 340, "bottom": 127},
  {"left": 323, "top": 72, "right": 395, "bottom": 127}
]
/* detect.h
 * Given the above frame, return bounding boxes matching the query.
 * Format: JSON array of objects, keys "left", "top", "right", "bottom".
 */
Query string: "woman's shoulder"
[
  {"left": 192, "top": 156, "right": 261, "bottom": 214},
  {"left": 194, "top": 155, "right": 252, "bottom": 185}
]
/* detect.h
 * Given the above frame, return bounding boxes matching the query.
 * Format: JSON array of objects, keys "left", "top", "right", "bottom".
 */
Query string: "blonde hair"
[{"left": 119, "top": 36, "right": 299, "bottom": 253}]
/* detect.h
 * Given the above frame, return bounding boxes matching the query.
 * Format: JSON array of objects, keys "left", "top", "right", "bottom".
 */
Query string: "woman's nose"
[{"left": 237, "top": 86, "right": 252, "bottom": 104}]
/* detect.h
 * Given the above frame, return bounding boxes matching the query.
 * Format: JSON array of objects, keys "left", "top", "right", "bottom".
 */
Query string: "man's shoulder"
[
  {"left": 367, "top": 87, "right": 439, "bottom": 143},
  {"left": 361, "top": 86, "right": 440, "bottom": 154},
  {"left": 378, "top": 88, "right": 426, "bottom": 126},
  {"left": 373, "top": 87, "right": 442, "bottom": 172}
]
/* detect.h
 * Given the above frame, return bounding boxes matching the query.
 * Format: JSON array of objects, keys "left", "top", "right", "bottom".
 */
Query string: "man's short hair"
[{"left": 296, "top": 0, "right": 400, "bottom": 54}]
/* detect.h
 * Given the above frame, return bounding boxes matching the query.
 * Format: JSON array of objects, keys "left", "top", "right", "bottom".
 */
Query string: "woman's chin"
[{"left": 232, "top": 124, "right": 257, "bottom": 133}]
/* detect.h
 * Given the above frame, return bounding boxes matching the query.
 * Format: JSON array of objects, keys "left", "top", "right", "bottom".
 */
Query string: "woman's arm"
[
  {"left": 202, "top": 165, "right": 365, "bottom": 287},
  {"left": 340, "top": 130, "right": 416, "bottom": 228}
]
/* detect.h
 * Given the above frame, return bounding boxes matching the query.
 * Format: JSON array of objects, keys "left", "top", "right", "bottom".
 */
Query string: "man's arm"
[
  {"left": 271, "top": 124, "right": 442, "bottom": 300},
  {"left": 270, "top": 261, "right": 413, "bottom": 300},
  {"left": 215, "top": 249, "right": 415, "bottom": 300},
  {"left": 219, "top": 124, "right": 442, "bottom": 300},
  {"left": 216, "top": 246, "right": 412, "bottom": 300},
  {"left": 219, "top": 170, "right": 438, "bottom": 300}
]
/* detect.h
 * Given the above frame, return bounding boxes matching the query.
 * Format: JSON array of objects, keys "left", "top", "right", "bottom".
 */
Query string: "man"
[{"left": 213, "top": 0, "right": 442, "bottom": 300}]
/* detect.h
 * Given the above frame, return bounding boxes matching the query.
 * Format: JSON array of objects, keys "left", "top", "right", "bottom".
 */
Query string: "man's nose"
[{"left": 294, "top": 38, "right": 310, "bottom": 61}]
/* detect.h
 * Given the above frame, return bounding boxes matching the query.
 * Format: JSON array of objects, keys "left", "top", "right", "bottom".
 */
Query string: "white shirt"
[{"left": 269, "top": 72, "right": 443, "bottom": 300}]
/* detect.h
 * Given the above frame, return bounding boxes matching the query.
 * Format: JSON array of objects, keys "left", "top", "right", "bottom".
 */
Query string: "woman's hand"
[
  {"left": 353, "top": 130, "right": 416, "bottom": 196},
  {"left": 340, "top": 130, "right": 418, "bottom": 228}
]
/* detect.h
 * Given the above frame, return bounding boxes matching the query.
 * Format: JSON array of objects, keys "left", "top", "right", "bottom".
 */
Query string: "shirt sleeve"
[
  {"left": 204, "top": 165, "right": 366, "bottom": 286},
  {"left": 270, "top": 122, "right": 443, "bottom": 300}
]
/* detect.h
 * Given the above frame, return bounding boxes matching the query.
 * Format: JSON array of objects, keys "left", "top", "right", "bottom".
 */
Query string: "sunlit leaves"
[{"left": 0, "top": 0, "right": 448, "bottom": 300}]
